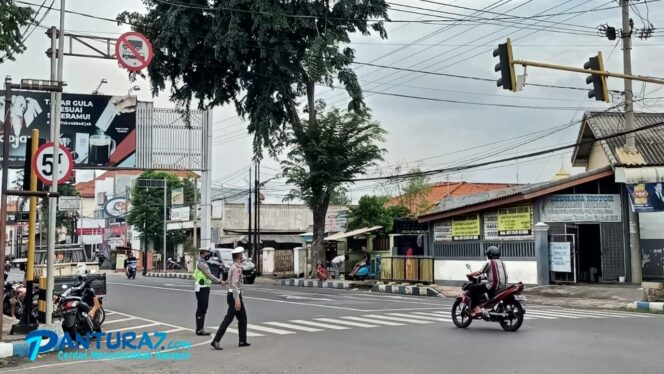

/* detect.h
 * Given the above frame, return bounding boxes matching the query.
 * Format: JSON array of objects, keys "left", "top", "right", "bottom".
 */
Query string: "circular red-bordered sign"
[
  {"left": 115, "top": 31, "right": 154, "bottom": 72},
  {"left": 32, "top": 142, "right": 74, "bottom": 186}
]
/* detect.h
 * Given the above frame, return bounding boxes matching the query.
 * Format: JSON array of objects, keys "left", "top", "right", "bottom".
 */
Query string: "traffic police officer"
[
  {"left": 211, "top": 247, "right": 250, "bottom": 350},
  {"left": 194, "top": 246, "right": 221, "bottom": 336}
]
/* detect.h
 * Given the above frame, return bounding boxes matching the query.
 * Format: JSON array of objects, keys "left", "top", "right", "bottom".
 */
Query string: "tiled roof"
[
  {"left": 572, "top": 111, "right": 664, "bottom": 167},
  {"left": 419, "top": 166, "right": 613, "bottom": 221},
  {"left": 386, "top": 181, "right": 515, "bottom": 214},
  {"left": 75, "top": 179, "right": 96, "bottom": 198}
]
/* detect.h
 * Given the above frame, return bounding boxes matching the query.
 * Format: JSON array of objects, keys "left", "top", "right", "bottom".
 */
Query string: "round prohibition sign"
[
  {"left": 115, "top": 31, "right": 154, "bottom": 72},
  {"left": 32, "top": 142, "right": 74, "bottom": 186}
]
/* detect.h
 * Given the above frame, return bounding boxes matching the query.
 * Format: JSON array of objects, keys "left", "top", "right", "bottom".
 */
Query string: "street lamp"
[
  {"left": 92, "top": 79, "right": 108, "bottom": 95},
  {"left": 128, "top": 85, "right": 140, "bottom": 96}
]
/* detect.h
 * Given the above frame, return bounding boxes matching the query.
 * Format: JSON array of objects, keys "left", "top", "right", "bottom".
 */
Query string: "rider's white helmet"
[{"left": 75, "top": 263, "right": 88, "bottom": 276}]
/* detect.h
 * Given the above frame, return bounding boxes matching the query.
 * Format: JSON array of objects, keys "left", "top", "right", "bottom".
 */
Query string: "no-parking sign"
[{"left": 115, "top": 32, "right": 154, "bottom": 72}]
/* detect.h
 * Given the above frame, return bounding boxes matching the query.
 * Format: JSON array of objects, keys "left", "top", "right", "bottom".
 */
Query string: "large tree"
[
  {"left": 346, "top": 195, "right": 409, "bottom": 234},
  {"left": 0, "top": 0, "right": 33, "bottom": 62},
  {"left": 282, "top": 104, "right": 385, "bottom": 272},
  {"left": 127, "top": 171, "right": 196, "bottom": 252}
]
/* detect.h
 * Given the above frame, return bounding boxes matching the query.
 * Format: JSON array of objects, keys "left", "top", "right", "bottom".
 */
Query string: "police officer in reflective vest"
[{"left": 194, "top": 247, "right": 221, "bottom": 335}]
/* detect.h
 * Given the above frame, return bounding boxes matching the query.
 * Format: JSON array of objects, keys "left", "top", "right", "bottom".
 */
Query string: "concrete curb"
[
  {"left": 0, "top": 324, "right": 63, "bottom": 359},
  {"left": 145, "top": 272, "right": 193, "bottom": 280},
  {"left": 279, "top": 279, "right": 351, "bottom": 290},
  {"left": 372, "top": 284, "right": 439, "bottom": 297},
  {"left": 628, "top": 301, "right": 664, "bottom": 313}
]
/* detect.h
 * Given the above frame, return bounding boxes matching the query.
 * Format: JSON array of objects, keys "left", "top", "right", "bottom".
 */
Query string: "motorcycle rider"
[
  {"left": 349, "top": 246, "right": 370, "bottom": 277},
  {"left": 466, "top": 246, "right": 508, "bottom": 317},
  {"left": 125, "top": 252, "right": 138, "bottom": 278},
  {"left": 194, "top": 246, "right": 222, "bottom": 336}
]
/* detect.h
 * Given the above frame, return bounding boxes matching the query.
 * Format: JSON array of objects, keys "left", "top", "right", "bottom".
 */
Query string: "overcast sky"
[{"left": 3, "top": 0, "right": 664, "bottom": 203}]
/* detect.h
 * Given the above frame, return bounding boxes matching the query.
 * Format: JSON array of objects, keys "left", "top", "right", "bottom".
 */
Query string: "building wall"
[
  {"left": 80, "top": 197, "right": 96, "bottom": 219},
  {"left": 215, "top": 203, "right": 349, "bottom": 232},
  {"left": 587, "top": 142, "right": 611, "bottom": 170},
  {"left": 434, "top": 259, "right": 538, "bottom": 284}
]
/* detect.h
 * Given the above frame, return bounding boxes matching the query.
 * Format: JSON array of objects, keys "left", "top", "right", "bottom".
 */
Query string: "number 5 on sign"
[{"left": 32, "top": 142, "right": 74, "bottom": 186}]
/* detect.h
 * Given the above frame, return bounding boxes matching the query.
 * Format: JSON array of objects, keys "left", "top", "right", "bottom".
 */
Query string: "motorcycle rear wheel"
[
  {"left": 499, "top": 300, "right": 524, "bottom": 332},
  {"left": 451, "top": 299, "right": 472, "bottom": 328}
]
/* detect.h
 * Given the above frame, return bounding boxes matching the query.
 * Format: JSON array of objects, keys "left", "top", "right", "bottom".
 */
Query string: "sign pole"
[
  {"left": 163, "top": 178, "right": 167, "bottom": 272},
  {"left": 46, "top": 0, "right": 66, "bottom": 325},
  {"left": 0, "top": 80, "right": 13, "bottom": 340}
]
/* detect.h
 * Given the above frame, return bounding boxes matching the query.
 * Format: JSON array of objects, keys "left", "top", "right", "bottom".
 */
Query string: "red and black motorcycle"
[{"left": 451, "top": 264, "right": 527, "bottom": 332}]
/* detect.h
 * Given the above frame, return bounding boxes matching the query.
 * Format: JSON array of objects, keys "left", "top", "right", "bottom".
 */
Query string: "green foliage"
[
  {"left": 0, "top": 0, "right": 33, "bottom": 62},
  {"left": 329, "top": 187, "right": 351, "bottom": 206},
  {"left": 281, "top": 103, "right": 385, "bottom": 214},
  {"left": 347, "top": 195, "right": 410, "bottom": 233},
  {"left": 127, "top": 171, "right": 196, "bottom": 248},
  {"left": 117, "top": 0, "right": 389, "bottom": 157}
]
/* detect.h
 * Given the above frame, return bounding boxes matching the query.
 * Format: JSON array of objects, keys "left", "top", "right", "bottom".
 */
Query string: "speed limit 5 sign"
[{"left": 32, "top": 142, "right": 74, "bottom": 186}]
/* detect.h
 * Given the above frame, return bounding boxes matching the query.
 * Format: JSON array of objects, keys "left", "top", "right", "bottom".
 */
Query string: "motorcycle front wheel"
[
  {"left": 451, "top": 299, "right": 472, "bottom": 328},
  {"left": 499, "top": 300, "right": 524, "bottom": 332}
]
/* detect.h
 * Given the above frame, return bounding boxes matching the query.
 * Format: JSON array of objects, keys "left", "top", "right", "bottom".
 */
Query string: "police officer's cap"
[
  {"left": 199, "top": 247, "right": 212, "bottom": 253},
  {"left": 232, "top": 247, "right": 244, "bottom": 254}
]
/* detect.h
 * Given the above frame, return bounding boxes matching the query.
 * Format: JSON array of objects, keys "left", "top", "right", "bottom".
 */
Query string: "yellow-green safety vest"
[{"left": 194, "top": 260, "right": 212, "bottom": 287}]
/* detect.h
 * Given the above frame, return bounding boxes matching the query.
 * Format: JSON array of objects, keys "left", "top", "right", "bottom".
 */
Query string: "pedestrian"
[
  {"left": 194, "top": 246, "right": 222, "bottom": 336},
  {"left": 316, "top": 262, "right": 329, "bottom": 281},
  {"left": 211, "top": 247, "right": 251, "bottom": 350},
  {"left": 331, "top": 254, "right": 345, "bottom": 279}
]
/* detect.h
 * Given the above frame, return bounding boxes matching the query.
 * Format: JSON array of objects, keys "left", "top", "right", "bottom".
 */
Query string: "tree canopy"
[
  {"left": 127, "top": 171, "right": 196, "bottom": 249},
  {"left": 0, "top": 0, "right": 33, "bottom": 62},
  {"left": 347, "top": 195, "right": 409, "bottom": 233},
  {"left": 118, "top": 0, "right": 389, "bottom": 156}
]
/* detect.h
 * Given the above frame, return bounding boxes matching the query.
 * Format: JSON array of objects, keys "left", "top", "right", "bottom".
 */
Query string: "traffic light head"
[
  {"left": 493, "top": 39, "right": 516, "bottom": 91},
  {"left": 583, "top": 52, "right": 609, "bottom": 103}
]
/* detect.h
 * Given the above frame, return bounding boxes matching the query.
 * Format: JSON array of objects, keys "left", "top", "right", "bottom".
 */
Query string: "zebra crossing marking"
[
  {"left": 264, "top": 322, "right": 323, "bottom": 332},
  {"left": 315, "top": 318, "right": 378, "bottom": 328},
  {"left": 207, "top": 326, "right": 265, "bottom": 337},
  {"left": 342, "top": 316, "right": 405, "bottom": 326},
  {"left": 362, "top": 314, "right": 433, "bottom": 324},
  {"left": 289, "top": 320, "right": 351, "bottom": 330},
  {"left": 247, "top": 325, "right": 296, "bottom": 335},
  {"left": 387, "top": 313, "right": 450, "bottom": 322}
]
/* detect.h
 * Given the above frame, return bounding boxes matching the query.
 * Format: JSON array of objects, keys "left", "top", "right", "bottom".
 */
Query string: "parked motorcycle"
[
  {"left": 451, "top": 264, "right": 527, "bottom": 332},
  {"left": 354, "top": 256, "right": 381, "bottom": 281},
  {"left": 166, "top": 257, "right": 182, "bottom": 271},
  {"left": 60, "top": 277, "right": 105, "bottom": 340}
]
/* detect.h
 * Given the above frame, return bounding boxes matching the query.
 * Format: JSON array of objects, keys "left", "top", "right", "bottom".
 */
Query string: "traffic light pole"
[{"left": 510, "top": 59, "right": 664, "bottom": 86}]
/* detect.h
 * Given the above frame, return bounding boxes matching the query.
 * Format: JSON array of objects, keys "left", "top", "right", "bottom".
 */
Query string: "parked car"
[{"left": 207, "top": 248, "right": 257, "bottom": 284}]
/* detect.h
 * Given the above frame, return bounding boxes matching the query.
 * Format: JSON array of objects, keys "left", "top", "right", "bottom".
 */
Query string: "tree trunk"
[{"left": 310, "top": 207, "right": 327, "bottom": 278}]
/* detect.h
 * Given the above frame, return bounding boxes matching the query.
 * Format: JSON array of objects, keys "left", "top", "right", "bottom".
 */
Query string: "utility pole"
[
  {"left": 45, "top": 0, "right": 66, "bottom": 325},
  {"left": 622, "top": 0, "right": 641, "bottom": 284},
  {"left": 193, "top": 176, "right": 198, "bottom": 250},
  {"left": 163, "top": 177, "right": 167, "bottom": 272},
  {"left": 255, "top": 160, "right": 261, "bottom": 273},
  {"left": 248, "top": 167, "right": 252, "bottom": 256}
]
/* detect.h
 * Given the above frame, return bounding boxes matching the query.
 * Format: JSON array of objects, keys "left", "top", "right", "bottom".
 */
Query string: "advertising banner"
[
  {"left": 171, "top": 206, "right": 190, "bottom": 221},
  {"left": 452, "top": 214, "right": 480, "bottom": 241},
  {"left": 0, "top": 91, "right": 137, "bottom": 167},
  {"left": 77, "top": 219, "right": 106, "bottom": 245},
  {"left": 549, "top": 242, "right": 572, "bottom": 273},
  {"left": 540, "top": 194, "right": 622, "bottom": 223},
  {"left": 626, "top": 183, "right": 664, "bottom": 212},
  {"left": 484, "top": 210, "right": 533, "bottom": 241},
  {"left": 433, "top": 221, "right": 452, "bottom": 242},
  {"left": 171, "top": 187, "right": 184, "bottom": 206},
  {"left": 497, "top": 206, "right": 532, "bottom": 236}
]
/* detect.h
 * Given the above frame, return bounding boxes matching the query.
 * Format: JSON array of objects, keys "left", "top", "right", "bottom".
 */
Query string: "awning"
[
  {"left": 615, "top": 167, "right": 664, "bottom": 183},
  {"left": 259, "top": 234, "right": 302, "bottom": 244},
  {"left": 324, "top": 226, "right": 383, "bottom": 241},
  {"left": 218, "top": 235, "right": 246, "bottom": 245}
]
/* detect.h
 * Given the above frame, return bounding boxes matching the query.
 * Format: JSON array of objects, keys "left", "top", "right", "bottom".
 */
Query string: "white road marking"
[
  {"left": 104, "top": 322, "right": 160, "bottom": 333},
  {"left": 525, "top": 310, "right": 584, "bottom": 319},
  {"left": 289, "top": 319, "right": 351, "bottom": 330},
  {"left": 102, "top": 317, "right": 135, "bottom": 324},
  {"left": 389, "top": 313, "right": 450, "bottom": 321},
  {"left": 207, "top": 326, "right": 264, "bottom": 337},
  {"left": 315, "top": 318, "right": 378, "bottom": 328},
  {"left": 363, "top": 314, "right": 433, "bottom": 324},
  {"left": 264, "top": 321, "right": 323, "bottom": 332},
  {"left": 341, "top": 316, "right": 405, "bottom": 326},
  {"left": 247, "top": 324, "right": 296, "bottom": 335}
]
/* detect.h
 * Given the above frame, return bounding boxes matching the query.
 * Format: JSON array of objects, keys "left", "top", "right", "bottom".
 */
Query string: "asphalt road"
[{"left": 4, "top": 273, "right": 663, "bottom": 374}]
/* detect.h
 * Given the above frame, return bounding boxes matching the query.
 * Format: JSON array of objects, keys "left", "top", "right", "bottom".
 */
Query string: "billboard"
[
  {"left": 626, "top": 183, "right": 664, "bottom": 212},
  {"left": 0, "top": 91, "right": 137, "bottom": 167},
  {"left": 451, "top": 214, "right": 480, "bottom": 241},
  {"left": 540, "top": 194, "right": 622, "bottom": 223},
  {"left": 497, "top": 206, "right": 532, "bottom": 236}
]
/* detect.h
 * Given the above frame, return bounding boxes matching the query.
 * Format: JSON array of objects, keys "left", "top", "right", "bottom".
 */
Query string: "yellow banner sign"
[
  {"left": 452, "top": 214, "right": 480, "bottom": 240},
  {"left": 497, "top": 206, "right": 532, "bottom": 236}
]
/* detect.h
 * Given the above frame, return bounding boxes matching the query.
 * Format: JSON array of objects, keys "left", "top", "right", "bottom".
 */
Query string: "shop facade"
[{"left": 419, "top": 167, "right": 632, "bottom": 285}]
